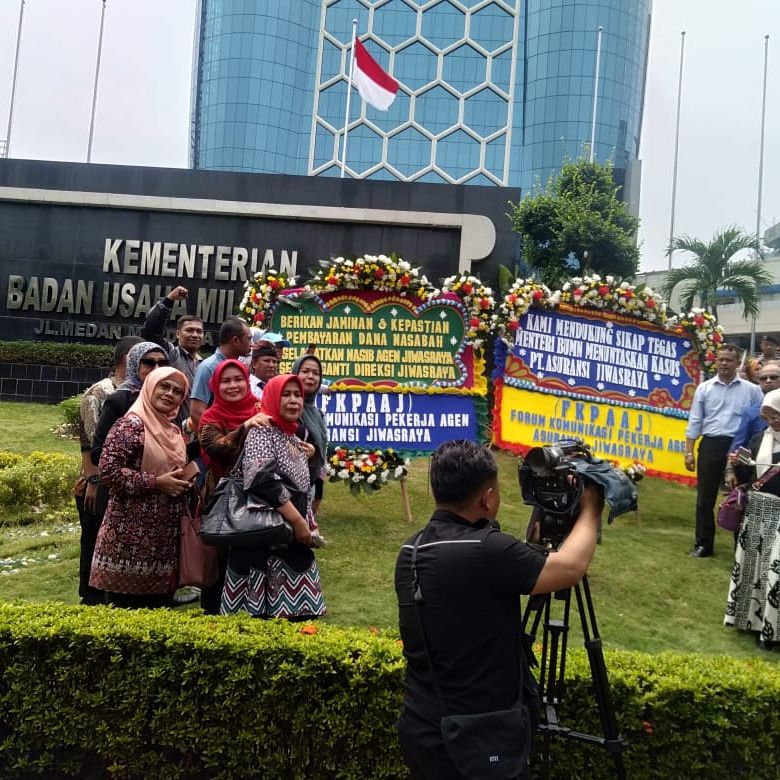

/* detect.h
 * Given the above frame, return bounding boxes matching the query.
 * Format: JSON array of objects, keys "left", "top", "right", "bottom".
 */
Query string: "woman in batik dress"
[{"left": 90, "top": 367, "right": 193, "bottom": 608}]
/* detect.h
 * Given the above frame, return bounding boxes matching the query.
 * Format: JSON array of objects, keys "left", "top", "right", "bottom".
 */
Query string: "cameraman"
[{"left": 395, "top": 440, "right": 603, "bottom": 780}]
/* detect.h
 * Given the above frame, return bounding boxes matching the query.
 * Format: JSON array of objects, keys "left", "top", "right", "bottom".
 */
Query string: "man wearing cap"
[{"left": 249, "top": 341, "right": 282, "bottom": 398}]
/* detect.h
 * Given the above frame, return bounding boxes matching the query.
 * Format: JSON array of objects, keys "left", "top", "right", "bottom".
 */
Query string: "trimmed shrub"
[
  {"left": 58, "top": 395, "right": 82, "bottom": 429},
  {"left": 0, "top": 603, "right": 779, "bottom": 779},
  {"left": 0, "top": 341, "right": 113, "bottom": 368},
  {"left": 0, "top": 451, "right": 79, "bottom": 512}
]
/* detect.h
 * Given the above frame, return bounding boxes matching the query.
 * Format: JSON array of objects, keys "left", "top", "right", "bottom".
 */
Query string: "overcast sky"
[{"left": 0, "top": 0, "right": 778, "bottom": 273}]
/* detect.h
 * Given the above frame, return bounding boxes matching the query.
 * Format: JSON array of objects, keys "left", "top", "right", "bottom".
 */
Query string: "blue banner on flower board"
[
  {"left": 500, "top": 307, "right": 698, "bottom": 411},
  {"left": 315, "top": 391, "right": 477, "bottom": 450}
]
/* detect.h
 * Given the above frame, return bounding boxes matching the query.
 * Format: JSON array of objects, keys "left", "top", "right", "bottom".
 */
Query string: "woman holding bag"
[
  {"left": 197, "top": 359, "right": 270, "bottom": 613},
  {"left": 220, "top": 373, "right": 325, "bottom": 619},
  {"left": 90, "top": 367, "right": 193, "bottom": 608},
  {"left": 725, "top": 387, "right": 780, "bottom": 647}
]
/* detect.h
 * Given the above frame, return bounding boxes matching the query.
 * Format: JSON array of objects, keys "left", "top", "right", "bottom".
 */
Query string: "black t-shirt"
[{"left": 395, "top": 510, "right": 547, "bottom": 735}]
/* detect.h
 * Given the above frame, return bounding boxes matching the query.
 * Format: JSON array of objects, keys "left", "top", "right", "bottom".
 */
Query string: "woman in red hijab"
[
  {"left": 199, "top": 359, "right": 268, "bottom": 486},
  {"left": 221, "top": 374, "right": 325, "bottom": 619},
  {"left": 198, "top": 359, "right": 269, "bottom": 614}
]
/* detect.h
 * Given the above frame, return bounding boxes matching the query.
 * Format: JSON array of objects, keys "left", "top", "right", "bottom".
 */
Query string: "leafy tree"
[
  {"left": 661, "top": 226, "right": 771, "bottom": 318},
  {"left": 508, "top": 158, "right": 640, "bottom": 286}
]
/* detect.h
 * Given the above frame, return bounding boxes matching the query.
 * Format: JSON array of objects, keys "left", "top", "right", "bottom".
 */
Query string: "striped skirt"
[{"left": 221, "top": 553, "right": 325, "bottom": 619}]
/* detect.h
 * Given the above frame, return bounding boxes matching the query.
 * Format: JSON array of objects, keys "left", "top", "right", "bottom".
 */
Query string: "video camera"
[{"left": 518, "top": 438, "right": 639, "bottom": 547}]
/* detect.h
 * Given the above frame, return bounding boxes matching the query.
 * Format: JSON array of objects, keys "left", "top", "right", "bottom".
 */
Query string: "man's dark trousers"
[{"left": 695, "top": 435, "right": 732, "bottom": 553}]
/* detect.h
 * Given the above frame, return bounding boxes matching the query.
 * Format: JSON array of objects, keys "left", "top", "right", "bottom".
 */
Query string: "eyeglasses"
[
  {"left": 140, "top": 358, "right": 169, "bottom": 368},
  {"left": 760, "top": 375, "right": 780, "bottom": 380}
]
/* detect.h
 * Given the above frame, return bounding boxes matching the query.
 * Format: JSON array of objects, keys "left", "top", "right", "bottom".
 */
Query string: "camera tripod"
[{"left": 522, "top": 568, "right": 628, "bottom": 779}]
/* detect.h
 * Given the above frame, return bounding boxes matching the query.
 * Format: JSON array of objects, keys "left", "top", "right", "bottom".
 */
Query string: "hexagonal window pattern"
[
  {"left": 470, "top": 2, "right": 515, "bottom": 53},
  {"left": 421, "top": 1, "right": 465, "bottom": 52},
  {"left": 416, "top": 170, "right": 448, "bottom": 184},
  {"left": 415, "top": 85, "right": 460, "bottom": 135},
  {"left": 318, "top": 80, "right": 349, "bottom": 128},
  {"left": 464, "top": 173, "right": 498, "bottom": 186},
  {"left": 436, "top": 129, "right": 480, "bottom": 180},
  {"left": 464, "top": 87, "right": 507, "bottom": 136},
  {"left": 320, "top": 39, "right": 344, "bottom": 84},
  {"left": 387, "top": 126, "right": 431, "bottom": 177},
  {"left": 366, "top": 167, "right": 398, "bottom": 182},
  {"left": 395, "top": 41, "right": 438, "bottom": 92},
  {"left": 369, "top": 89, "right": 411, "bottom": 134},
  {"left": 373, "top": 0, "right": 417, "bottom": 47},
  {"left": 484, "top": 133, "right": 507, "bottom": 179},
  {"left": 443, "top": 43, "right": 486, "bottom": 92},
  {"left": 344, "top": 123, "right": 384, "bottom": 176},
  {"left": 324, "top": 1, "right": 371, "bottom": 46},
  {"left": 490, "top": 49, "right": 512, "bottom": 93},
  {"left": 313, "top": 122, "right": 339, "bottom": 168}
]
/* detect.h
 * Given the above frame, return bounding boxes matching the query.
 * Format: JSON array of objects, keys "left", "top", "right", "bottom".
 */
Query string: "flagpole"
[
  {"left": 668, "top": 30, "right": 686, "bottom": 270},
  {"left": 4, "top": 0, "right": 26, "bottom": 159},
  {"left": 340, "top": 19, "right": 358, "bottom": 179},
  {"left": 749, "top": 34, "right": 770, "bottom": 357},
  {"left": 87, "top": 0, "right": 107, "bottom": 163},
  {"left": 589, "top": 26, "right": 603, "bottom": 163}
]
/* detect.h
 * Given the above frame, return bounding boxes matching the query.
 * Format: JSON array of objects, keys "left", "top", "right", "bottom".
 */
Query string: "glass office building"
[{"left": 191, "top": 0, "right": 651, "bottom": 193}]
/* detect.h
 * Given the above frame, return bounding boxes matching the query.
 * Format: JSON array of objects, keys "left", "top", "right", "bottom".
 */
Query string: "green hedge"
[
  {"left": 0, "top": 340, "right": 113, "bottom": 368},
  {"left": 1, "top": 603, "right": 779, "bottom": 779},
  {"left": 0, "top": 451, "right": 80, "bottom": 512}
]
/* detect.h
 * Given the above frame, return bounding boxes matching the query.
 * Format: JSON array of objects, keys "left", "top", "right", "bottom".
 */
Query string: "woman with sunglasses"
[
  {"left": 220, "top": 374, "right": 325, "bottom": 619},
  {"left": 725, "top": 387, "right": 780, "bottom": 648},
  {"left": 90, "top": 367, "right": 193, "bottom": 608},
  {"left": 91, "top": 342, "right": 170, "bottom": 469}
]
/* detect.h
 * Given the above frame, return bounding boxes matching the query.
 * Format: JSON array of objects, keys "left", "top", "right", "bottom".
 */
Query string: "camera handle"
[{"left": 522, "top": 568, "right": 628, "bottom": 779}]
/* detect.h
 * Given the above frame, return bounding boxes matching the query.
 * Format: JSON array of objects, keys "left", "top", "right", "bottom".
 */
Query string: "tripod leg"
[
  {"left": 523, "top": 588, "right": 574, "bottom": 780},
  {"left": 574, "top": 576, "right": 628, "bottom": 780}
]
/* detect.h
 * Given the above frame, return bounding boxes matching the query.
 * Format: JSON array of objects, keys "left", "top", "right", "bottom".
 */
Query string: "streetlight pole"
[
  {"left": 589, "top": 26, "right": 604, "bottom": 163},
  {"left": 749, "top": 34, "right": 769, "bottom": 357},
  {"left": 668, "top": 31, "right": 686, "bottom": 270},
  {"left": 87, "top": 0, "right": 107, "bottom": 163},
  {"left": 4, "top": 0, "right": 26, "bottom": 158}
]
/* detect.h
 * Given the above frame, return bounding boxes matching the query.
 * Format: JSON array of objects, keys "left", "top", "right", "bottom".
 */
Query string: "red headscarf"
[
  {"left": 200, "top": 359, "right": 260, "bottom": 432},
  {"left": 259, "top": 374, "right": 304, "bottom": 436}
]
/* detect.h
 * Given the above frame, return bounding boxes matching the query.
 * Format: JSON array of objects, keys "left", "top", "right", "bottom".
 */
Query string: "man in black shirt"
[{"left": 395, "top": 440, "right": 602, "bottom": 779}]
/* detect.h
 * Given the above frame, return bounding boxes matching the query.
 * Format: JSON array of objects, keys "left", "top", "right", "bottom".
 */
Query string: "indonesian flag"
[{"left": 353, "top": 38, "right": 399, "bottom": 111}]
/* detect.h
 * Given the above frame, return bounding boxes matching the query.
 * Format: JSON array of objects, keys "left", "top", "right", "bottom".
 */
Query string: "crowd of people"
[
  {"left": 684, "top": 336, "right": 780, "bottom": 649},
  {"left": 75, "top": 286, "right": 328, "bottom": 619}
]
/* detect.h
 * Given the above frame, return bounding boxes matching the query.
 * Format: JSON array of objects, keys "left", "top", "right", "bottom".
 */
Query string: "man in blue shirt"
[
  {"left": 730, "top": 361, "right": 780, "bottom": 452},
  {"left": 188, "top": 316, "right": 252, "bottom": 430},
  {"left": 684, "top": 344, "right": 763, "bottom": 557}
]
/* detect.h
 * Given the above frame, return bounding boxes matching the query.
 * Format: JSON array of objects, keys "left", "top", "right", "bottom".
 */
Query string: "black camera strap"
[
  {"left": 409, "top": 530, "right": 525, "bottom": 717},
  {"left": 410, "top": 530, "right": 450, "bottom": 714}
]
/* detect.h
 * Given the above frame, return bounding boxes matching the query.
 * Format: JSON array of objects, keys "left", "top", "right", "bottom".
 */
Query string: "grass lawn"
[{"left": 1, "top": 401, "right": 777, "bottom": 663}]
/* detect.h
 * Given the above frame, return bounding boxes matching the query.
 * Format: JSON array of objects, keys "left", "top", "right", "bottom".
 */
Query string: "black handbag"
[
  {"left": 199, "top": 475, "right": 293, "bottom": 549},
  {"left": 410, "top": 532, "right": 532, "bottom": 780}
]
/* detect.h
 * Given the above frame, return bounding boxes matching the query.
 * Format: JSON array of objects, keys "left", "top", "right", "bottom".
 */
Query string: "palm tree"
[{"left": 662, "top": 226, "right": 772, "bottom": 318}]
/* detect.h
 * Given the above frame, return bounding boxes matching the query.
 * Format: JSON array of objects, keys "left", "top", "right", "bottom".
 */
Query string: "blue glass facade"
[{"left": 191, "top": 0, "right": 651, "bottom": 192}]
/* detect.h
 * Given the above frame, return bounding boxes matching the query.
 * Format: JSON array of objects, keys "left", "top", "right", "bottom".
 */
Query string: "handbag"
[
  {"left": 717, "top": 486, "right": 748, "bottom": 532},
  {"left": 179, "top": 512, "right": 219, "bottom": 587},
  {"left": 717, "top": 463, "right": 780, "bottom": 532},
  {"left": 410, "top": 532, "right": 532, "bottom": 779},
  {"left": 199, "top": 475, "right": 293, "bottom": 549}
]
